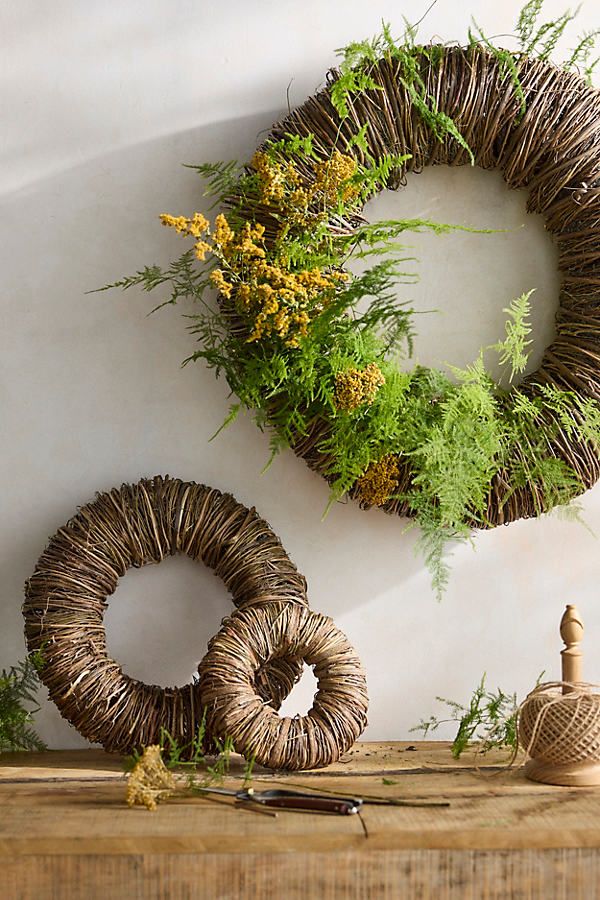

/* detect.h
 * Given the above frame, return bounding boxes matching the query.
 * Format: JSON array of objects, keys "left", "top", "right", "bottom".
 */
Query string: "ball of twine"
[
  {"left": 23, "top": 476, "right": 309, "bottom": 755},
  {"left": 518, "top": 682, "right": 600, "bottom": 765},
  {"left": 199, "top": 603, "right": 369, "bottom": 770}
]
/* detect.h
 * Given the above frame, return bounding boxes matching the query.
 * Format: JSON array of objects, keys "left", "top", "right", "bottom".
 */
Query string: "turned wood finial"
[{"left": 560, "top": 604, "right": 584, "bottom": 692}]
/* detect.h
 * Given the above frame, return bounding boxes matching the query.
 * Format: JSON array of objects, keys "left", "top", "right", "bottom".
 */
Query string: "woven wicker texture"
[
  {"left": 236, "top": 46, "right": 600, "bottom": 527},
  {"left": 199, "top": 604, "right": 369, "bottom": 770},
  {"left": 518, "top": 683, "right": 600, "bottom": 764},
  {"left": 23, "top": 476, "right": 309, "bottom": 755}
]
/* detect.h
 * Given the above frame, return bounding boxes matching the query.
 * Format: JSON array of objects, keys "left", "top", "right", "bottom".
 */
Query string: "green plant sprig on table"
[
  {"left": 0, "top": 650, "right": 47, "bottom": 753},
  {"left": 411, "top": 672, "right": 545, "bottom": 758},
  {"left": 100, "top": 1, "right": 600, "bottom": 599}
]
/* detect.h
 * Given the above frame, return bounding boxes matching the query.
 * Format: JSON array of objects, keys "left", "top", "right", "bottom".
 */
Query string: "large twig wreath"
[
  {"left": 105, "top": 22, "right": 600, "bottom": 592},
  {"left": 23, "top": 476, "right": 368, "bottom": 767},
  {"left": 253, "top": 47, "right": 600, "bottom": 526}
]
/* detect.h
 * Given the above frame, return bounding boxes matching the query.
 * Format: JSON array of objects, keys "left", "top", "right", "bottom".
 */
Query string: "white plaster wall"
[{"left": 2, "top": 0, "right": 599, "bottom": 748}]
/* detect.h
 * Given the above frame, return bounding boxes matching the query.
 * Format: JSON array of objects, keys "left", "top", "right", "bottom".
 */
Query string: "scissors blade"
[{"left": 197, "top": 786, "right": 241, "bottom": 799}]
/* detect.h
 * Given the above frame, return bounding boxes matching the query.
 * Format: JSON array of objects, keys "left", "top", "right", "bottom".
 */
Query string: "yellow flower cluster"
[
  {"left": 355, "top": 454, "right": 400, "bottom": 507},
  {"left": 206, "top": 212, "right": 344, "bottom": 346},
  {"left": 242, "top": 262, "right": 341, "bottom": 346},
  {"left": 334, "top": 363, "right": 385, "bottom": 411},
  {"left": 252, "top": 151, "right": 300, "bottom": 203},
  {"left": 126, "top": 745, "right": 177, "bottom": 811},
  {"left": 160, "top": 145, "right": 359, "bottom": 348},
  {"left": 160, "top": 212, "right": 211, "bottom": 260},
  {"left": 251, "top": 148, "right": 359, "bottom": 210},
  {"left": 314, "top": 150, "right": 360, "bottom": 204}
]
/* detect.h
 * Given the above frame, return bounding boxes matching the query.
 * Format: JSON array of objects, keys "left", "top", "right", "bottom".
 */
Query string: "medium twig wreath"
[
  {"left": 200, "top": 604, "right": 369, "bottom": 770},
  {"left": 105, "top": 11, "right": 600, "bottom": 593},
  {"left": 23, "top": 476, "right": 312, "bottom": 754}
]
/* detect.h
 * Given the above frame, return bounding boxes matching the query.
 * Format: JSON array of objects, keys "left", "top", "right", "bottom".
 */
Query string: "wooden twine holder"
[
  {"left": 199, "top": 603, "right": 369, "bottom": 770},
  {"left": 23, "top": 476, "right": 310, "bottom": 756},
  {"left": 519, "top": 605, "right": 600, "bottom": 786},
  {"left": 230, "top": 46, "right": 600, "bottom": 527}
]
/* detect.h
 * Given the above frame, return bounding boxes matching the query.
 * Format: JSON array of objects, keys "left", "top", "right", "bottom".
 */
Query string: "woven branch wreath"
[
  {"left": 200, "top": 604, "right": 369, "bottom": 770},
  {"left": 259, "top": 46, "right": 600, "bottom": 528},
  {"left": 23, "top": 476, "right": 368, "bottom": 768},
  {"left": 106, "top": 17, "right": 600, "bottom": 593},
  {"left": 22, "top": 476, "right": 309, "bottom": 753}
]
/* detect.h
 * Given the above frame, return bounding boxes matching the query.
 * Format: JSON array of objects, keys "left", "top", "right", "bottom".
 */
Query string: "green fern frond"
[
  {"left": 490, "top": 289, "right": 534, "bottom": 381},
  {"left": 565, "top": 30, "right": 600, "bottom": 81},
  {"left": 0, "top": 652, "right": 47, "bottom": 752}
]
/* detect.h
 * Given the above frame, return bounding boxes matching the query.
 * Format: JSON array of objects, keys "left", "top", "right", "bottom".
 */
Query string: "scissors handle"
[{"left": 241, "top": 789, "right": 362, "bottom": 815}]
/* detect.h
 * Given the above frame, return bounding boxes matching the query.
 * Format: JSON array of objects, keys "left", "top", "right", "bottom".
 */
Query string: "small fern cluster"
[
  {"left": 411, "top": 674, "right": 522, "bottom": 758},
  {"left": 0, "top": 651, "right": 46, "bottom": 753}
]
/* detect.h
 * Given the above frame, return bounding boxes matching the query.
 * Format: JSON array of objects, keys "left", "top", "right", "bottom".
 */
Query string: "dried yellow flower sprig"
[
  {"left": 313, "top": 150, "right": 361, "bottom": 204},
  {"left": 160, "top": 213, "right": 211, "bottom": 260},
  {"left": 355, "top": 454, "right": 400, "bottom": 507},
  {"left": 126, "top": 745, "right": 177, "bottom": 811},
  {"left": 160, "top": 150, "right": 357, "bottom": 348},
  {"left": 251, "top": 148, "right": 360, "bottom": 211},
  {"left": 335, "top": 363, "right": 386, "bottom": 411}
]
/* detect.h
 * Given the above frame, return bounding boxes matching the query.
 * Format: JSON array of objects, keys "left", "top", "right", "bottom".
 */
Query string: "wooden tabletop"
[{"left": 3, "top": 742, "right": 600, "bottom": 899}]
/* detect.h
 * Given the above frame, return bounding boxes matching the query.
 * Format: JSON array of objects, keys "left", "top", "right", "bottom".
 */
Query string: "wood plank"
[
  {"left": 2, "top": 743, "right": 600, "bottom": 854},
  {"left": 3, "top": 744, "right": 600, "bottom": 898},
  {"left": 4, "top": 849, "right": 600, "bottom": 900}
]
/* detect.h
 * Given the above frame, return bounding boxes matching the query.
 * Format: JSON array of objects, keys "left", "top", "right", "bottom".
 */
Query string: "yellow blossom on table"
[
  {"left": 126, "top": 745, "right": 177, "bottom": 812},
  {"left": 355, "top": 454, "right": 400, "bottom": 508},
  {"left": 335, "top": 363, "right": 386, "bottom": 412}
]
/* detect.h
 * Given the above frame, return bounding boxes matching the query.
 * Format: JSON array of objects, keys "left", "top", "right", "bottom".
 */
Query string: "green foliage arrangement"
[
  {"left": 0, "top": 651, "right": 46, "bottom": 753},
  {"left": 101, "top": 1, "right": 600, "bottom": 598},
  {"left": 410, "top": 673, "right": 542, "bottom": 758}
]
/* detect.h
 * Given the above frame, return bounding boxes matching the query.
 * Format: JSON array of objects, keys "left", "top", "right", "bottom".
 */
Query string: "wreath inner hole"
[
  {"left": 352, "top": 165, "right": 560, "bottom": 387},
  {"left": 278, "top": 663, "right": 319, "bottom": 717},
  {"left": 104, "top": 553, "right": 230, "bottom": 688}
]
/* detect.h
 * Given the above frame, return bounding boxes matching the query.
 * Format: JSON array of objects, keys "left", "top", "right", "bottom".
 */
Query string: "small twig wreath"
[
  {"left": 23, "top": 476, "right": 309, "bottom": 754},
  {"left": 103, "top": 9, "right": 600, "bottom": 594},
  {"left": 199, "top": 603, "right": 369, "bottom": 770}
]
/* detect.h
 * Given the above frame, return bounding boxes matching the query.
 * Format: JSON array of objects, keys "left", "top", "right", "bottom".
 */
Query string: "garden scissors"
[
  {"left": 198, "top": 786, "right": 363, "bottom": 814},
  {"left": 198, "top": 785, "right": 450, "bottom": 814}
]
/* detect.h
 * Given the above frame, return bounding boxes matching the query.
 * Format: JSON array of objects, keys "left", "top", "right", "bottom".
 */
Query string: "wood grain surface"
[{"left": 2, "top": 742, "right": 600, "bottom": 899}]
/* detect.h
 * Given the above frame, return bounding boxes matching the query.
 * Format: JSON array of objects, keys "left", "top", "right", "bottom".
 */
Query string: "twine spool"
[
  {"left": 199, "top": 604, "right": 369, "bottom": 770},
  {"left": 518, "top": 682, "right": 600, "bottom": 786},
  {"left": 23, "top": 476, "right": 309, "bottom": 755},
  {"left": 230, "top": 46, "right": 600, "bottom": 527}
]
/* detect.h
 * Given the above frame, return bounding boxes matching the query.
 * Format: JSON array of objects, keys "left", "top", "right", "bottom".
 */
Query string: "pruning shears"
[
  {"left": 198, "top": 785, "right": 450, "bottom": 815},
  {"left": 199, "top": 786, "right": 363, "bottom": 815}
]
